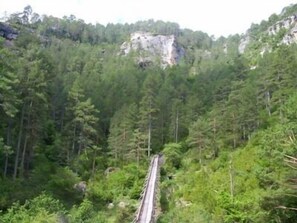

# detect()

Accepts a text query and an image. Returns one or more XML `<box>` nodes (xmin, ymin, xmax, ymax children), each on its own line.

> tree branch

<box><xmin>275</xmin><ymin>206</ymin><xmax>297</xmax><ymax>211</ymax></box>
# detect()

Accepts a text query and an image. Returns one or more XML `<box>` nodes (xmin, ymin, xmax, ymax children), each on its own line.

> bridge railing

<box><xmin>132</xmin><ymin>155</ymin><xmax>160</xmax><ymax>223</ymax></box>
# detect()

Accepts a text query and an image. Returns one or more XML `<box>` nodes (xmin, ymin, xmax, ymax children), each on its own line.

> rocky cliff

<box><xmin>239</xmin><ymin>13</ymin><xmax>297</xmax><ymax>54</ymax></box>
<box><xmin>268</xmin><ymin>15</ymin><xmax>297</xmax><ymax>44</ymax></box>
<box><xmin>120</xmin><ymin>32</ymin><xmax>184</xmax><ymax>68</ymax></box>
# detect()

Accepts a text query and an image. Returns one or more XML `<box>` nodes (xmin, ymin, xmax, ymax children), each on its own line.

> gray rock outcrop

<box><xmin>268</xmin><ymin>15</ymin><xmax>297</xmax><ymax>35</ymax></box>
<box><xmin>238</xmin><ymin>35</ymin><xmax>250</xmax><ymax>54</ymax></box>
<box><xmin>239</xmin><ymin>14</ymin><xmax>297</xmax><ymax>54</ymax></box>
<box><xmin>268</xmin><ymin>14</ymin><xmax>297</xmax><ymax>44</ymax></box>
<box><xmin>73</xmin><ymin>181</ymin><xmax>87</xmax><ymax>194</ymax></box>
<box><xmin>120</xmin><ymin>32</ymin><xmax>184</xmax><ymax>68</ymax></box>
<box><xmin>0</xmin><ymin>23</ymin><xmax>18</xmax><ymax>40</ymax></box>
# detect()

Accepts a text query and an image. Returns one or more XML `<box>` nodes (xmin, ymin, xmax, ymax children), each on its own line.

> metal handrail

<box><xmin>132</xmin><ymin>155</ymin><xmax>160</xmax><ymax>223</ymax></box>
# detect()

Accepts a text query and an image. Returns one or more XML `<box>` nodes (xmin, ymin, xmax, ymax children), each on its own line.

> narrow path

<box><xmin>134</xmin><ymin>155</ymin><xmax>160</xmax><ymax>223</ymax></box>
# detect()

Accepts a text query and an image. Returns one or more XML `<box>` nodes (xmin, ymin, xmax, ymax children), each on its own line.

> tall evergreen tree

<box><xmin>64</xmin><ymin>80</ymin><xmax>99</xmax><ymax>161</ymax></box>
<box><xmin>187</xmin><ymin>118</ymin><xmax>211</xmax><ymax>164</ymax></box>
<box><xmin>139</xmin><ymin>72</ymin><xmax>161</xmax><ymax>156</ymax></box>
<box><xmin>12</xmin><ymin>44</ymin><xmax>51</xmax><ymax>179</ymax></box>
<box><xmin>108</xmin><ymin>103</ymin><xmax>138</xmax><ymax>165</ymax></box>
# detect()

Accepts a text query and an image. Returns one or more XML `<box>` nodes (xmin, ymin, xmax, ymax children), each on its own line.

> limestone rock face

<box><xmin>268</xmin><ymin>15</ymin><xmax>297</xmax><ymax>44</ymax></box>
<box><xmin>120</xmin><ymin>32</ymin><xmax>184</xmax><ymax>68</ymax></box>
<box><xmin>238</xmin><ymin>35</ymin><xmax>250</xmax><ymax>54</ymax></box>
<box><xmin>239</xmin><ymin>14</ymin><xmax>297</xmax><ymax>54</ymax></box>
<box><xmin>268</xmin><ymin>15</ymin><xmax>297</xmax><ymax>35</ymax></box>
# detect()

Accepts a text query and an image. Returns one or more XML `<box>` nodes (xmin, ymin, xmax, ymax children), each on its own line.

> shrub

<box><xmin>1</xmin><ymin>193</ymin><xmax>66</xmax><ymax>223</ymax></box>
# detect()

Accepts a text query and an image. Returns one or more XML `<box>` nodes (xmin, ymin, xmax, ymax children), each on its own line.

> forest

<box><xmin>1</xmin><ymin>4</ymin><xmax>297</xmax><ymax>222</ymax></box>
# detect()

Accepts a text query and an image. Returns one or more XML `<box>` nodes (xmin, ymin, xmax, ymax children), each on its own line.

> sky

<box><xmin>1</xmin><ymin>0</ymin><xmax>296</xmax><ymax>37</ymax></box>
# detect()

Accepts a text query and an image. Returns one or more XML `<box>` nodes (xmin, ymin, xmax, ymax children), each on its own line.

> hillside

<box><xmin>1</xmin><ymin>4</ymin><xmax>297</xmax><ymax>222</ymax></box>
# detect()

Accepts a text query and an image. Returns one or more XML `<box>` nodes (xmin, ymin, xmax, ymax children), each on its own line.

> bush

<box><xmin>1</xmin><ymin>193</ymin><xmax>66</xmax><ymax>223</ymax></box>
<box><xmin>69</xmin><ymin>198</ymin><xmax>94</xmax><ymax>222</ymax></box>
<box><xmin>46</xmin><ymin>166</ymin><xmax>82</xmax><ymax>204</ymax></box>
<box><xmin>162</xmin><ymin>143</ymin><xmax>182</xmax><ymax>173</ymax></box>
<box><xmin>87</xmin><ymin>163</ymin><xmax>146</xmax><ymax>204</ymax></box>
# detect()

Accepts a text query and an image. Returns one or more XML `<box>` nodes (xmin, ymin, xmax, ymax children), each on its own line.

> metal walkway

<box><xmin>133</xmin><ymin>155</ymin><xmax>161</xmax><ymax>223</ymax></box>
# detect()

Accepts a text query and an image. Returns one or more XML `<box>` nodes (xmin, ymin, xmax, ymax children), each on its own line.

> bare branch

<box><xmin>285</xmin><ymin>155</ymin><xmax>297</xmax><ymax>162</ymax></box>
<box><xmin>275</xmin><ymin>206</ymin><xmax>297</xmax><ymax>211</ymax></box>
<box><xmin>285</xmin><ymin>163</ymin><xmax>297</xmax><ymax>170</ymax></box>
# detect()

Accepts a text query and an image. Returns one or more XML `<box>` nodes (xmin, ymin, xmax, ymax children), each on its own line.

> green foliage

<box><xmin>108</xmin><ymin>103</ymin><xmax>138</xmax><ymax>165</ymax></box>
<box><xmin>1</xmin><ymin>3</ymin><xmax>297</xmax><ymax>222</ymax></box>
<box><xmin>46</xmin><ymin>166</ymin><xmax>82</xmax><ymax>204</ymax></box>
<box><xmin>69</xmin><ymin>198</ymin><xmax>94</xmax><ymax>222</ymax></box>
<box><xmin>283</xmin><ymin>93</ymin><xmax>297</xmax><ymax>121</ymax></box>
<box><xmin>1</xmin><ymin>193</ymin><xmax>66</xmax><ymax>223</ymax></box>
<box><xmin>162</xmin><ymin>143</ymin><xmax>182</xmax><ymax>173</ymax></box>
<box><xmin>88</xmin><ymin>163</ymin><xmax>146</xmax><ymax>203</ymax></box>
<box><xmin>187</xmin><ymin>118</ymin><xmax>212</xmax><ymax>163</ymax></box>
<box><xmin>160</xmin><ymin>115</ymin><xmax>297</xmax><ymax>222</ymax></box>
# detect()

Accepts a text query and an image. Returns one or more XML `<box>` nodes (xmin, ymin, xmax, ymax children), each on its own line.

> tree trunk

<box><xmin>242</xmin><ymin>126</ymin><xmax>246</xmax><ymax>140</ymax></box>
<box><xmin>232</xmin><ymin>113</ymin><xmax>236</xmax><ymax>149</ymax></box>
<box><xmin>4</xmin><ymin>154</ymin><xmax>9</xmax><ymax>177</ymax></box>
<box><xmin>229</xmin><ymin>158</ymin><xmax>234</xmax><ymax>201</ymax></box>
<box><xmin>60</xmin><ymin>107</ymin><xmax>65</xmax><ymax>131</ymax></box>
<box><xmin>212</xmin><ymin>117</ymin><xmax>218</xmax><ymax>157</ymax></box>
<box><xmin>20</xmin><ymin>134</ymin><xmax>28</xmax><ymax>178</ymax></box>
<box><xmin>266</xmin><ymin>91</ymin><xmax>271</xmax><ymax>117</ymax></box>
<box><xmin>78</xmin><ymin>131</ymin><xmax>84</xmax><ymax>156</ymax></box>
<box><xmin>279</xmin><ymin>98</ymin><xmax>284</xmax><ymax>123</ymax></box>
<box><xmin>175</xmin><ymin>110</ymin><xmax>179</xmax><ymax>143</ymax></box>
<box><xmin>161</xmin><ymin>112</ymin><xmax>165</xmax><ymax>145</ymax></box>
<box><xmin>136</xmin><ymin>145</ymin><xmax>140</xmax><ymax>166</ymax></box>
<box><xmin>199</xmin><ymin>147</ymin><xmax>202</xmax><ymax>164</ymax></box>
<box><xmin>13</xmin><ymin>105</ymin><xmax>25</xmax><ymax>181</ymax></box>
<box><xmin>121</xmin><ymin>128</ymin><xmax>126</xmax><ymax>161</ymax></box>
<box><xmin>92</xmin><ymin>150</ymin><xmax>96</xmax><ymax>176</ymax></box>
<box><xmin>198</xmin><ymin>140</ymin><xmax>202</xmax><ymax>164</ymax></box>
<box><xmin>20</xmin><ymin>104</ymin><xmax>32</xmax><ymax>178</ymax></box>
<box><xmin>148</xmin><ymin>113</ymin><xmax>151</xmax><ymax>157</ymax></box>
<box><xmin>4</xmin><ymin>119</ymin><xmax>12</xmax><ymax>177</ymax></box>
<box><xmin>66</xmin><ymin>148</ymin><xmax>70</xmax><ymax>165</ymax></box>
<box><xmin>71</xmin><ymin>124</ymin><xmax>77</xmax><ymax>155</ymax></box>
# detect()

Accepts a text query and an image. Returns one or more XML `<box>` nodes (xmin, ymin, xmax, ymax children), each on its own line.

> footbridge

<box><xmin>133</xmin><ymin>155</ymin><xmax>162</xmax><ymax>223</ymax></box>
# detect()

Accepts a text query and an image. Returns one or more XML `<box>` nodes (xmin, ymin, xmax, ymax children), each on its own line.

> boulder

<box><xmin>118</xmin><ymin>201</ymin><xmax>128</xmax><ymax>209</ymax></box>
<box><xmin>73</xmin><ymin>181</ymin><xmax>87</xmax><ymax>194</ymax></box>
<box><xmin>107</xmin><ymin>203</ymin><xmax>114</xmax><ymax>209</ymax></box>
<box><xmin>104</xmin><ymin>167</ymin><xmax>120</xmax><ymax>175</ymax></box>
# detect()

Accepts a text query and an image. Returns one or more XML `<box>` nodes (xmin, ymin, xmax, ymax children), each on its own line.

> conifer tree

<box><xmin>187</xmin><ymin>118</ymin><xmax>211</xmax><ymax>164</ymax></box>
<box><xmin>65</xmin><ymin>80</ymin><xmax>99</xmax><ymax>161</ymax></box>
<box><xmin>108</xmin><ymin>104</ymin><xmax>138</xmax><ymax>164</ymax></box>
<box><xmin>139</xmin><ymin>73</ymin><xmax>161</xmax><ymax>157</ymax></box>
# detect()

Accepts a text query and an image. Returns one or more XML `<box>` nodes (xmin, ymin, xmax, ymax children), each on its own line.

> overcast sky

<box><xmin>1</xmin><ymin>0</ymin><xmax>296</xmax><ymax>37</ymax></box>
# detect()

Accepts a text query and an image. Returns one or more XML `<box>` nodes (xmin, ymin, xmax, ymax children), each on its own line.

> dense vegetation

<box><xmin>1</xmin><ymin>4</ymin><xmax>297</xmax><ymax>222</ymax></box>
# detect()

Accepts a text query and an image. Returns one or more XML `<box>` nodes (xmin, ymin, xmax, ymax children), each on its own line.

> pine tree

<box><xmin>187</xmin><ymin>118</ymin><xmax>211</xmax><ymax>164</ymax></box>
<box><xmin>0</xmin><ymin>41</ymin><xmax>20</xmax><ymax>178</ymax></box>
<box><xmin>108</xmin><ymin>104</ymin><xmax>138</xmax><ymax>165</ymax></box>
<box><xmin>12</xmin><ymin>44</ymin><xmax>51</xmax><ymax>179</ymax></box>
<box><xmin>139</xmin><ymin>73</ymin><xmax>161</xmax><ymax>157</ymax></box>
<box><xmin>65</xmin><ymin>80</ymin><xmax>99</xmax><ymax>161</ymax></box>
<box><xmin>127</xmin><ymin>129</ymin><xmax>147</xmax><ymax>166</ymax></box>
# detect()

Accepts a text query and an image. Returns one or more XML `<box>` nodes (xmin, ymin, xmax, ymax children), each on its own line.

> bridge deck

<box><xmin>134</xmin><ymin>155</ymin><xmax>160</xmax><ymax>223</ymax></box>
